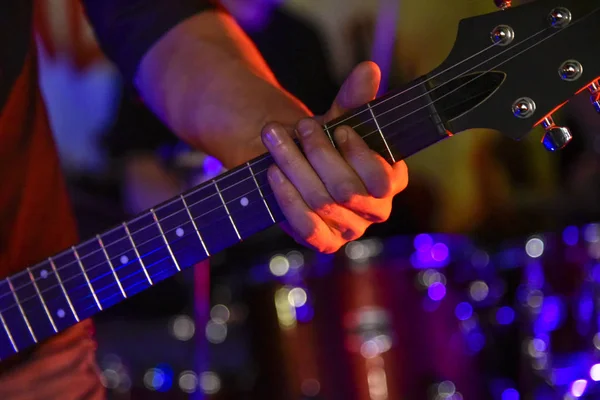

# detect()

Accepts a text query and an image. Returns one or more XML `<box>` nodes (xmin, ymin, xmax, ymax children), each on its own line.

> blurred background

<box><xmin>33</xmin><ymin>0</ymin><xmax>600</xmax><ymax>398</ymax></box>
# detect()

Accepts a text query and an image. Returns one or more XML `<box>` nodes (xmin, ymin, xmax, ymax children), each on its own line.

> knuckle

<box><xmin>372</xmin><ymin>207</ymin><xmax>391</xmax><ymax>223</ymax></box>
<box><xmin>306</xmin><ymin>191</ymin><xmax>333</xmax><ymax>214</ymax></box>
<box><xmin>370</xmin><ymin>174</ymin><xmax>393</xmax><ymax>199</ymax></box>
<box><xmin>297</xmin><ymin>221</ymin><xmax>320</xmax><ymax>244</ymax></box>
<box><xmin>332</xmin><ymin>180</ymin><xmax>357</xmax><ymax>205</ymax></box>
<box><xmin>370</xmin><ymin>202</ymin><xmax>392</xmax><ymax>223</ymax></box>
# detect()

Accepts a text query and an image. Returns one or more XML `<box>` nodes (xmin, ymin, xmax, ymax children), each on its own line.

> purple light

<box><xmin>590</xmin><ymin>364</ymin><xmax>600</xmax><ymax>381</ymax></box>
<box><xmin>525</xmin><ymin>261</ymin><xmax>544</xmax><ymax>289</ymax></box>
<box><xmin>535</xmin><ymin>296</ymin><xmax>563</xmax><ymax>333</ymax></box>
<box><xmin>579</xmin><ymin>293</ymin><xmax>594</xmax><ymax>322</ymax></box>
<box><xmin>563</xmin><ymin>226</ymin><xmax>579</xmax><ymax>246</ymax></box>
<box><xmin>455</xmin><ymin>302</ymin><xmax>473</xmax><ymax>321</ymax></box>
<box><xmin>414</xmin><ymin>234</ymin><xmax>433</xmax><ymax>252</ymax></box>
<box><xmin>592</xmin><ymin>264</ymin><xmax>600</xmax><ymax>283</ymax></box>
<box><xmin>295</xmin><ymin>303</ymin><xmax>314</xmax><ymax>323</ymax></box>
<box><xmin>428</xmin><ymin>282</ymin><xmax>446</xmax><ymax>301</ymax></box>
<box><xmin>501</xmin><ymin>388</ymin><xmax>519</xmax><ymax>400</ymax></box>
<box><xmin>203</xmin><ymin>156</ymin><xmax>223</xmax><ymax>176</ymax></box>
<box><xmin>496</xmin><ymin>306</ymin><xmax>515</xmax><ymax>325</ymax></box>
<box><xmin>570</xmin><ymin>379</ymin><xmax>587</xmax><ymax>397</ymax></box>
<box><xmin>431</xmin><ymin>243</ymin><xmax>449</xmax><ymax>262</ymax></box>
<box><xmin>467</xmin><ymin>331</ymin><xmax>485</xmax><ymax>353</ymax></box>
<box><xmin>155</xmin><ymin>363</ymin><xmax>174</xmax><ymax>392</ymax></box>
<box><xmin>533</xmin><ymin>338</ymin><xmax>546</xmax><ymax>352</ymax></box>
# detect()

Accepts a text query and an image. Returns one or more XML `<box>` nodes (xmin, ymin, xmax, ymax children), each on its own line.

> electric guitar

<box><xmin>0</xmin><ymin>0</ymin><xmax>599</xmax><ymax>361</ymax></box>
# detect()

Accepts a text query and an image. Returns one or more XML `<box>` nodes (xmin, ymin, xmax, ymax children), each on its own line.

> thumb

<box><xmin>323</xmin><ymin>61</ymin><xmax>381</xmax><ymax>123</ymax></box>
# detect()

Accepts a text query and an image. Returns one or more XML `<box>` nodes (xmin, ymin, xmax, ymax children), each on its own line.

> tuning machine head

<box><xmin>588</xmin><ymin>81</ymin><xmax>600</xmax><ymax>114</ymax></box>
<box><xmin>540</xmin><ymin>116</ymin><xmax>572</xmax><ymax>152</ymax></box>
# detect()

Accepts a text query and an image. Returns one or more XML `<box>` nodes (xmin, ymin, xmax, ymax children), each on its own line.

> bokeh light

<box><xmin>525</xmin><ymin>237</ymin><xmax>544</xmax><ymax>258</ymax></box>
<box><xmin>562</xmin><ymin>226</ymin><xmax>579</xmax><ymax>246</ymax></box>
<box><xmin>496</xmin><ymin>306</ymin><xmax>515</xmax><ymax>325</ymax></box>
<box><xmin>590</xmin><ymin>364</ymin><xmax>600</xmax><ymax>381</ymax></box>
<box><xmin>469</xmin><ymin>281</ymin><xmax>489</xmax><ymax>302</ymax></box>
<box><xmin>269</xmin><ymin>254</ymin><xmax>290</xmax><ymax>276</ymax></box>
<box><xmin>455</xmin><ymin>302</ymin><xmax>473</xmax><ymax>321</ymax></box>
<box><xmin>502</xmin><ymin>388</ymin><xmax>520</xmax><ymax>400</ymax></box>
<box><xmin>170</xmin><ymin>315</ymin><xmax>195</xmax><ymax>341</ymax></box>
<box><xmin>570</xmin><ymin>379</ymin><xmax>587</xmax><ymax>397</ymax></box>
<box><xmin>199</xmin><ymin>371</ymin><xmax>221</xmax><ymax>395</ymax></box>
<box><xmin>428</xmin><ymin>282</ymin><xmax>446</xmax><ymax>301</ymax></box>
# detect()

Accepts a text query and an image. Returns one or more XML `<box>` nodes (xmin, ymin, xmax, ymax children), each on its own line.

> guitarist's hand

<box><xmin>262</xmin><ymin>62</ymin><xmax>409</xmax><ymax>253</ymax></box>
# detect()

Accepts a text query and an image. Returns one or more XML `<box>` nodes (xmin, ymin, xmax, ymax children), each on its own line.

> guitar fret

<box><xmin>214</xmin><ymin>180</ymin><xmax>242</xmax><ymax>241</ymax></box>
<box><xmin>0</xmin><ymin>310</ymin><xmax>17</xmax><ymax>353</ymax></box>
<box><xmin>247</xmin><ymin>162</ymin><xmax>275</xmax><ymax>223</ymax></box>
<box><xmin>323</xmin><ymin>123</ymin><xmax>336</xmax><ymax>147</ymax></box>
<box><xmin>72</xmin><ymin>246</ymin><xmax>102</xmax><ymax>311</ymax></box>
<box><xmin>123</xmin><ymin>222</ymin><xmax>153</xmax><ymax>285</ymax></box>
<box><xmin>180</xmin><ymin>194</ymin><xmax>210</xmax><ymax>256</ymax></box>
<box><xmin>27</xmin><ymin>267</ymin><xmax>57</xmax><ymax>333</ymax></box>
<box><xmin>96</xmin><ymin>235</ymin><xmax>127</xmax><ymax>298</ymax></box>
<box><xmin>151</xmin><ymin>209</ymin><xmax>181</xmax><ymax>272</ymax></box>
<box><xmin>367</xmin><ymin>103</ymin><xmax>396</xmax><ymax>163</ymax></box>
<box><xmin>6</xmin><ymin>277</ymin><xmax>37</xmax><ymax>343</ymax></box>
<box><xmin>49</xmin><ymin>257</ymin><xmax>79</xmax><ymax>322</ymax></box>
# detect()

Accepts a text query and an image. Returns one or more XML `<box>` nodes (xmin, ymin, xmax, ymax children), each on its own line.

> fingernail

<box><xmin>297</xmin><ymin>119</ymin><xmax>314</xmax><ymax>137</ymax></box>
<box><xmin>264</xmin><ymin>126</ymin><xmax>283</xmax><ymax>147</ymax></box>
<box><xmin>269</xmin><ymin>167</ymin><xmax>285</xmax><ymax>184</ymax></box>
<box><xmin>335</xmin><ymin>126</ymin><xmax>348</xmax><ymax>144</ymax></box>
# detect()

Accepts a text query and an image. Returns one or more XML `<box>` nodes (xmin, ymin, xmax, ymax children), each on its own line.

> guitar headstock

<box><xmin>427</xmin><ymin>0</ymin><xmax>600</xmax><ymax>151</ymax></box>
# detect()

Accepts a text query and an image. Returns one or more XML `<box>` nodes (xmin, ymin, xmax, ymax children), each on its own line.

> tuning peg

<box><xmin>494</xmin><ymin>0</ymin><xmax>511</xmax><ymax>10</ymax></box>
<box><xmin>588</xmin><ymin>81</ymin><xmax>600</xmax><ymax>114</ymax></box>
<box><xmin>540</xmin><ymin>116</ymin><xmax>572</xmax><ymax>152</ymax></box>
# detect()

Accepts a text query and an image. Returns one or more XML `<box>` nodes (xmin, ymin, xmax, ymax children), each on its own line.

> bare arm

<box><xmin>83</xmin><ymin>2</ymin><xmax>408</xmax><ymax>253</ymax></box>
<box><xmin>134</xmin><ymin>10</ymin><xmax>311</xmax><ymax>168</ymax></box>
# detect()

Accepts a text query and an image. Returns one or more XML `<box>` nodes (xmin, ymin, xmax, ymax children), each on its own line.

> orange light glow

<box><xmin>534</xmin><ymin>101</ymin><xmax>569</xmax><ymax>127</ymax></box>
<box><xmin>446</xmin><ymin>130</ymin><xmax>454</xmax><ymax>137</ymax></box>
<box><xmin>575</xmin><ymin>77</ymin><xmax>600</xmax><ymax>95</ymax></box>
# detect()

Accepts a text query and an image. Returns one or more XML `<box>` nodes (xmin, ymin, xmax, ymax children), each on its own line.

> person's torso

<box><xmin>0</xmin><ymin>0</ymin><xmax>79</xmax><ymax>278</ymax></box>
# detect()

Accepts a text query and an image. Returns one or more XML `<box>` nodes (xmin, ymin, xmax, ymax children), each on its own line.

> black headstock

<box><xmin>426</xmin><ymin>0</ymin><xmax>600</xmax><ymax>151</ymax></box>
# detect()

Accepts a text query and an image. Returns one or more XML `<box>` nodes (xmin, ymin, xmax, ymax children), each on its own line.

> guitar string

<box><xmin>0</xmin><ymin>12</ymin><xmax>589</xmax><ymax>328</ymax></box>
<box><xmin>12</xmin><ymin>82</ymin><xmax>485</xmax><ymax>303</ymax></box>
<box><xmin>36</xmin><ymin>17</ymin><xmax>565</xmax><ymax>287</ymax></box>
<box><xmin>1</xmin><ymin>19</ymin><xmax>549</xmax><ymax>291</ymax></box>
<box><xmin>0</xmin><ymin>81</ymin><xmax>549</xmax><ymax>323</ymax></box>
<box><xmin>327</xmin><ymin>27</ymin><xmax>548</xmax><ymax>131</ymax></box>
<box><xmin>0</xmin><ymin>18</ymin><xmax>577</xmax><ymax>316</ymax></box>
<box><xmin>0</xmin><ymin>90</ymin><xmax>472</xmax><ymax>318</ymax></box>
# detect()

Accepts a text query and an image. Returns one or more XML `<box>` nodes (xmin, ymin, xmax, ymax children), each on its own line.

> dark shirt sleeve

<box><xmin>80</xmin><ymin>0</ymin><xmax>217</xmax><ymax>84</ymax></box>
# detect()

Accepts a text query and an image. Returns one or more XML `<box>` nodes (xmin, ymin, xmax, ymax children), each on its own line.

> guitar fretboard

<box><xmin>0</xmin><ymin>77</ymin><xmax>450</xmax><ymax>360</ymax></box>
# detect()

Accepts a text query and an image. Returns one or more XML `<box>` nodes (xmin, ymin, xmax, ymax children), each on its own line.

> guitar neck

<box><xmin>0</xmin><ymin>76</ymin><xmax>450</xmax><ymax>361</ymax></box>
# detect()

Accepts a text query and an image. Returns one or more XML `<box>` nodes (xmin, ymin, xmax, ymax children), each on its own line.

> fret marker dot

<box><xmin>120</xmin><ymin>255</ymin><xmax>129</xmax><ymax>265</ymax></box>
<box><xmin>176</xmin><ymin>228</ymin><xmax>184</xmax><ymax>237</ymax></box>
<box><xmin>240</xmin><ymin>197</ymin><xmax>249</xmax><ymax>207</ymax></box>
<box><xmin>40</xmin><ymin>269</ymin><xmax>48</xmax><ymax>279</ymax></box>
<box><xmin>57</xmin><ymin>309</ymin><xmax>65</xmax><ymax>318</ymax></box>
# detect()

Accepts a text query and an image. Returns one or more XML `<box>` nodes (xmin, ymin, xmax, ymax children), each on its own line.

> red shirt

<box><xmin>0</xmin><ymin>50</ymin><xmax>78</xmax><ymax>278</ymax></box>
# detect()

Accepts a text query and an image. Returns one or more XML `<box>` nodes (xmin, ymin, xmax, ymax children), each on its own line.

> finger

<box><xmin>333</xmin><ymin>125</ymin><xmax>403</xmax><ymax>198</ymax></box>
<box><xmin>293</xmin><ymin>119</ymin><xmax>384</xmax><ymax>224</ymax></box>
<box><xmin>392</xmin><ymin>157</ymin><xmax>410</xmax><ymax>193</ymax></box>
<box><xmin>262</xmin><ymin>122</ymin><xmax>331</xmax><ymax>209</ymax></box>
<box><xmin>268</xmin><ymin>166</ymin><xmax>349</xmax><ymax>253</ymax></box>
<box><xmin>262</xmin><ymin>123</ymin><xmax>371</xmax><ymax>241</ymax></box>
<box><xmin>324</xmin><ymin>61</ymin><xmax>381</xmax><ymax>122</ymax></box>
<box><xmin>296</xmin><ymin>118</ymin><xmax>368</xmax><ymax>199</ymax></box>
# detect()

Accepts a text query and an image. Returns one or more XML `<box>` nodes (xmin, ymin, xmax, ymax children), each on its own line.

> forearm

<box><xmin>134</xmin><ymin>10</ymin><xmax>311</xmax><ymax>168</ymax></box>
